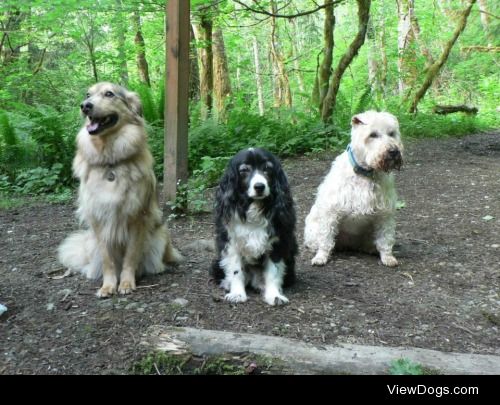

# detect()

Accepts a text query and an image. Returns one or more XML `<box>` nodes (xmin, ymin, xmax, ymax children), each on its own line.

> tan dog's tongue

<box><xmin>87</xmin><ymin>122</ymin><xmax>99</xmax><ymax>133</ymax></box>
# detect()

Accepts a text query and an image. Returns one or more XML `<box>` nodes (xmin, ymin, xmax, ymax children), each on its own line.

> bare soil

<box><xmin>1</xmin><ymin>131</ymin><xmax>499</xmax><ymax>374</ymax></box>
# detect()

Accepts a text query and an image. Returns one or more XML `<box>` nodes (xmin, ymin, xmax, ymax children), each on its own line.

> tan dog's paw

<box><xmin>311</xmin><ymin>251</ymin><xmax>329</xmax><ymax>266</ymax></box>
<box><xmin>118</xmin><ymin>279</ymin><xmax>136</xmax><ymax>295</ymax></box>
<box><xmin>381</xmin><ymin>254</ymin><xmax>398</xmax><ymax>267</ymax></box>
<box><xmin>97</xmin><ymin>284</ymin><xmax>117</xmax><ymax>298</ymax></box>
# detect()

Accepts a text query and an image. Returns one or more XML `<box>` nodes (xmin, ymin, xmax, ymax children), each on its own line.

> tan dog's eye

<box><xmin>105</xmin><ymin>91</ymin><xmax>115</xmax><ymax>98</ymax></box>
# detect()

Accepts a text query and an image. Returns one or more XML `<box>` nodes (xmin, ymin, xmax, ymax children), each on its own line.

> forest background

<box><xmin>0</xmin><ymin>0</ymin><xmax>498</xmax><ymax>208</ymax></box>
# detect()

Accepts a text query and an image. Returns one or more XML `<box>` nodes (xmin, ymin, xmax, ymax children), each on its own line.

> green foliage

<box><xmin>388</xmin><ymin>358</ymin><xmax>439</xmax><ymax>375</ymax></box>
<box><xmin>0</xmin><ymin>175</ymin><xmax>11</xmax><ymax>193</ymax></box>
<box><xmin>131</xmin><ymin>351</ymin><xmax>277</xmax><ymax>375</ymax></box>
<box><xmin>0</xmin><ymin>0</ymin><xmax>498</xmax><ymax>204</ymax></box>
<box><xmin>130</xmin><ymin>83</ymin><xmax>158</xmax><ymax>124</ymax></box>
<box><xmin>389</xmin><ymin>358</ymin><xmax>425</xmax><ymax>375</ymax></box>
<box><xmin>13</xmin><ymin>163</ymin><xmax>66</xmax><ymax>195</ymax></box>
<box><xmin>0</xmin><ymin>111</ymin><xmax>18</xmax><ymax>147</ymax></box>
<box><xmin>132</xmin><ymin>351</ymin><xmax>190</xmax><ymax>375</ymax></box>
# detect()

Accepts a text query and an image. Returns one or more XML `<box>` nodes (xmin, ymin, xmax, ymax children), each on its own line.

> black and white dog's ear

<box><xmin>215</xmin><ymin>163</ymin><xmax>238</xmax><ymax>223</ymax></box>
<box><xmin>272</xmin><ymin>159</ymin><xmax>294</xmax><ymax>222</ymax></box>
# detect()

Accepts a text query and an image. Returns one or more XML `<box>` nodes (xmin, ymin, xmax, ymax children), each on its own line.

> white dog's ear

<box><xmin>125</xmin><ymin>91</ymin><xmax>143</xmax><ymax>117</ymax></box>
<box><xmin>351</xmin><ymin>115</ymin><xmax>365</xmax><ymax>126</ymax></box>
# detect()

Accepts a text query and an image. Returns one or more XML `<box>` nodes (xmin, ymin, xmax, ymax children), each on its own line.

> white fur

<box><xmin>304</xmin><ymin>111</ymin><xmax>403</xmax><ymax>267</ymax></box>
<box><xmin>248</xmin><ymin>172</ymin><xmax>270</xmax><ymax>199</ymax></box>
<box><xmin>220</xmin><ymin>203</ymin><xmax>285</xmax><ymax>305</ymax></box>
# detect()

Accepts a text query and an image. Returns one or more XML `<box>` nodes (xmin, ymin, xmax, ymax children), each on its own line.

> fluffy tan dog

<box><xmin>58</xmin><ymin>82</ymin><xmax>182</xmax><ymax>297</ymax></box>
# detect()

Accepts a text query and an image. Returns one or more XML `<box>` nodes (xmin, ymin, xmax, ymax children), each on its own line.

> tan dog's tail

<box><xmin>163</xmin><ymin>242</ymin><xmax>184</xmax><ymax>264</ymax></box>
<box><xmin>58</xmin><ymin>230</ymin><xmax>102</xmax><ymax>279</ymax></box>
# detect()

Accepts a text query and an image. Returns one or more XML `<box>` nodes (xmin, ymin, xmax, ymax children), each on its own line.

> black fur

<box><xmin>211</xmin><ymin>148</ymin><xmax>297</xmax><ymax>288</ymax></box>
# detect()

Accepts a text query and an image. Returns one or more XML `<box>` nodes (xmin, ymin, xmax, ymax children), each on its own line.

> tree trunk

<box><xmin>132</xmin><ymin>10</ymin><xmax>151</xmax><ymax>87</ymax></box>
<box><xmin>189</xmin><ymin>25</ymin><xmax>200</xmax><ymax>100</ymax></box>
<box><xmin>79</xmin><ymin>13</ymin><xmax>99</xmax><ymax>83</ymax></box>
<box><xmin>269</xmin><ymin>0</ymin><xmax>292</xmax><ymax>108</ymax></box>
<box><xmin>289</xmin><ymin>18</ymin><xmax>305</xmax><ymax>93</ymax></box>
<box><xmin>192</xmin><ymin>13</ymin><xmax>213</xmax><ymax>120</ymax></box>
<box><xmin>311</xmin><ymin>51</ymin><xmax>321</xmax><ymax>106</ymax></box>
<box><xmin>409</xmin><ymin>0</ymin><xmax>477</xmax><ymax>113</ymax></box>
<box><xmin>0</xmin><ymin>9</ymin><xmax>24</xmax><ymax>66</ymax></box>
<box><xmin>366</xmin><ymin>16</ymin><xmax>379</xmax><ymax>92</ymax></box>
<box><xmin>477</xmin><ymin>0</ymin><xmax>493</xmax><ymax>45</ymax></box>
<box><xmin>396</xmin><ymin>0</ymin><xmax>415</xmax><ymax>95</ymax></box>
<box><xmin>379</xmin><ymin>21</ymin><xmax>388</xmax><ymax>94</ymax></box>
<box><xmin>321</xmin><ymin>0</ymin><xmax>371</xmax><ymax>123</ymax></box>
<box><xmin>318</xmin><ymin>0</ymin><xmax>335</xmax><ymax>112</ymax></box>
<box><xmin>212</xmin><ymin>28</ymin><xmax>232</xmax><ymax>121</ymax></box>
<box><xmin>252</xmin><ymin>36</ymin><xmax>265</xmax><ymax>116</ymax></box>
<box><xmin>114</xmin><ymin>0</ymin><xmax>129</xmax><ymax>86</ymax></box>
<box><xmin>409</xmin><ymin>3</ymin><xmax>434</xmax><ymax>68</ymax></box>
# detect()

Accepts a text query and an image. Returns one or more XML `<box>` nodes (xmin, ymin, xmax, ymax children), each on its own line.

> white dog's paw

<box><xmin>118</xmin><ymin>279</ymin><xmax>136</xmax><ymax>295</ymax></box>
<box><xmin>311</xmin><ymin>251</ymin><xmax>329</xmax><ymax>266</ymax></box>
<box><xmin>224</xmin><ymin>292</ymin><xmax>248</xmax><ymax>303</ymax></box>
<box><xmin>96</xmin><ymin>284</ymin><xmax>117</xmax><ymax>298</ymax></box>
<box><xmin>264</xmin><ymin>292</ymin><xmax>289</xmax><ymax>306</ymax></box>
<box><xmin>381</xmin><ymin>254</ymin><xmax>398</xmax><ymax>267</ymax></box>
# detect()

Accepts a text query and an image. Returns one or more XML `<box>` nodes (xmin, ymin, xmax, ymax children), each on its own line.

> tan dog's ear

<box><xmin>351</xmin><ymin>115</ymin><xmax>365</xmax><ymax>126</ymax></box>
<box><xmin>125</xmin><ymin>91</ymin><xmax>143</xmax><ymax>117</ymax></box>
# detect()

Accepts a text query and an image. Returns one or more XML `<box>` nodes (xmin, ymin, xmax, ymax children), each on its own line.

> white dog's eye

<box><xmin>105</xmin><ymin>91</ymin><xmax>115</xmax><ymax>98</ymax></box>
<box><xmin>369</xmin><ymin>132</ymin><xmax>379</xmax><ymax>138</ymax></box>
<box><xmin>86</xmin><ymin>93</ymin><xmax>90</xmax><ymax>99</ymax></box>
<box><xmin>388</xmin><ymin>131</ymin><xmax>396</xmax><ymax>137</ymax></box>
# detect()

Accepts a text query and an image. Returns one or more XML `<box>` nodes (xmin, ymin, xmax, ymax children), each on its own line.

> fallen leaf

<box><xmin>396</xmin><ymin>201</ymin><xmax>406</xmax><ymax>210</ymax></box>
<box><xmin>47</xmin><ymin>269</ymin><xmax>72</xmax><ymax>280</ymax></box>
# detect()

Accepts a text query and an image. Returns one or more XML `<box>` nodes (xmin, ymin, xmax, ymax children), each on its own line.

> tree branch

<box><xmin>232</xmin><ymin>0</ymin><xmax>346</xmax><ymax>19</ymax></box>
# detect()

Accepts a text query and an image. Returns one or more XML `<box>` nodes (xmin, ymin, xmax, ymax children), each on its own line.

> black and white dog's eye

<box><xmin>104</xmin><ymin>91</ymin><xmax>115</xmax><ymax>97</ymax></box>
<box><xmin>239</xmin><ymin>166</ymin><xmax>250</xmax><ymax>174</ymax></box>
<box><xmin>369</xmin><ymin>132</ymin><xmax>379</xmax><ymax>138</ymax></box>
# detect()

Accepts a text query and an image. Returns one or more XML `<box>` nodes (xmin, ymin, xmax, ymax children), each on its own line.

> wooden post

<box><xmin>164</xmin><ymin>0</ymin><xmax>190</xmax><ymax>205</ymax></box>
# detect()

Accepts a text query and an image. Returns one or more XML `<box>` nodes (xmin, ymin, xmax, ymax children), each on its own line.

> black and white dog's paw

<box><xmin>224</xmin><ymin>292</ymin><xmax>248</xmax><ymax>303</ymax></box>
<box><xmin>264</xmin><ymin>291</ymin><xmax>289</xmax><ymax>306</ymax></box>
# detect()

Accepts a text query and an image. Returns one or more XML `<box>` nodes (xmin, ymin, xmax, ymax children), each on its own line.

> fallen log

<box><xmin>433</xmin><ymin>105</ymin><xmax>478</xmax><ymax>115</ymax></box>
<box><xmin>141</xmin><ymin>326</ymin><xmax>500</xmax><ymax>375</ymax></box>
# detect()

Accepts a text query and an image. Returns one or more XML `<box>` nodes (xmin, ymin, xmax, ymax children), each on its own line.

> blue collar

<box><xmin>347</xmin><ymin>144</ymin><xmax>374</xmax><ymax>178</ymax></box>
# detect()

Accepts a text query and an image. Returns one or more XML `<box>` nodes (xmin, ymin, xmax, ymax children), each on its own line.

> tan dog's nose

<box><xmin>81</xmin><ymin>101</ymin><xmax>93</xmax><ymax>114</ymax></box>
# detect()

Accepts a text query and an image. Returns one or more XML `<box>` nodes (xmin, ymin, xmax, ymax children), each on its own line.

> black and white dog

<box><xmin>211</xmin><ymin>148</ymin><xmax>297</xmax><ymax>306</ymax></box>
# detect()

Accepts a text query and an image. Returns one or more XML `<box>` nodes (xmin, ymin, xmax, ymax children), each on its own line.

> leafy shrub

<box><xmin>14</xmin><ymin>163</ymin><xmax>66</xmax><ymax>195</ymax></box>
<box><xmin>0</xmin><ymin>174</ymin><xmax>11</xmax><ymax>193</ymax></box>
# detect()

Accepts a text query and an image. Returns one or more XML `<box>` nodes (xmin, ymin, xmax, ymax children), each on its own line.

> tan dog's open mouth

<box><xmin>86</xmin><ymin>113</ymin><xmax>119</xmax><ymax>135</ymax></box>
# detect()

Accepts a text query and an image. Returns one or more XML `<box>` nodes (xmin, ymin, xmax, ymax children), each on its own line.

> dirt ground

<box><xmin>1</xmin><ymin>131</ymin><xmax>499</xmax><ymax>374</ymax></box>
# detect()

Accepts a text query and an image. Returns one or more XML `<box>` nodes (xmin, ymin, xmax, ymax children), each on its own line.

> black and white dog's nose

<box><xmin>81</xmin><ymin>101</ymin><xmax>93</xmax><ymax>114</ymax></box>
<box><xmin>254</xmin><ymin>183</ymin><xmax>266</xmax><ymax>193</ymax></box>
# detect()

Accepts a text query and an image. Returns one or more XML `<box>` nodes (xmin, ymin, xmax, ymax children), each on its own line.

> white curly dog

<box><xmin>304</xmin><ymin>111</ymin><xmax>403</xmax><ymax>267</ymax></box>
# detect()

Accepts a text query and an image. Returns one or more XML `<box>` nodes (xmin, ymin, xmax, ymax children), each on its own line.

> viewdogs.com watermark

<box><xmin>387</xmin><ymin>384</ymin><xmax>478</xmax><ymax>398</ymax></box>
